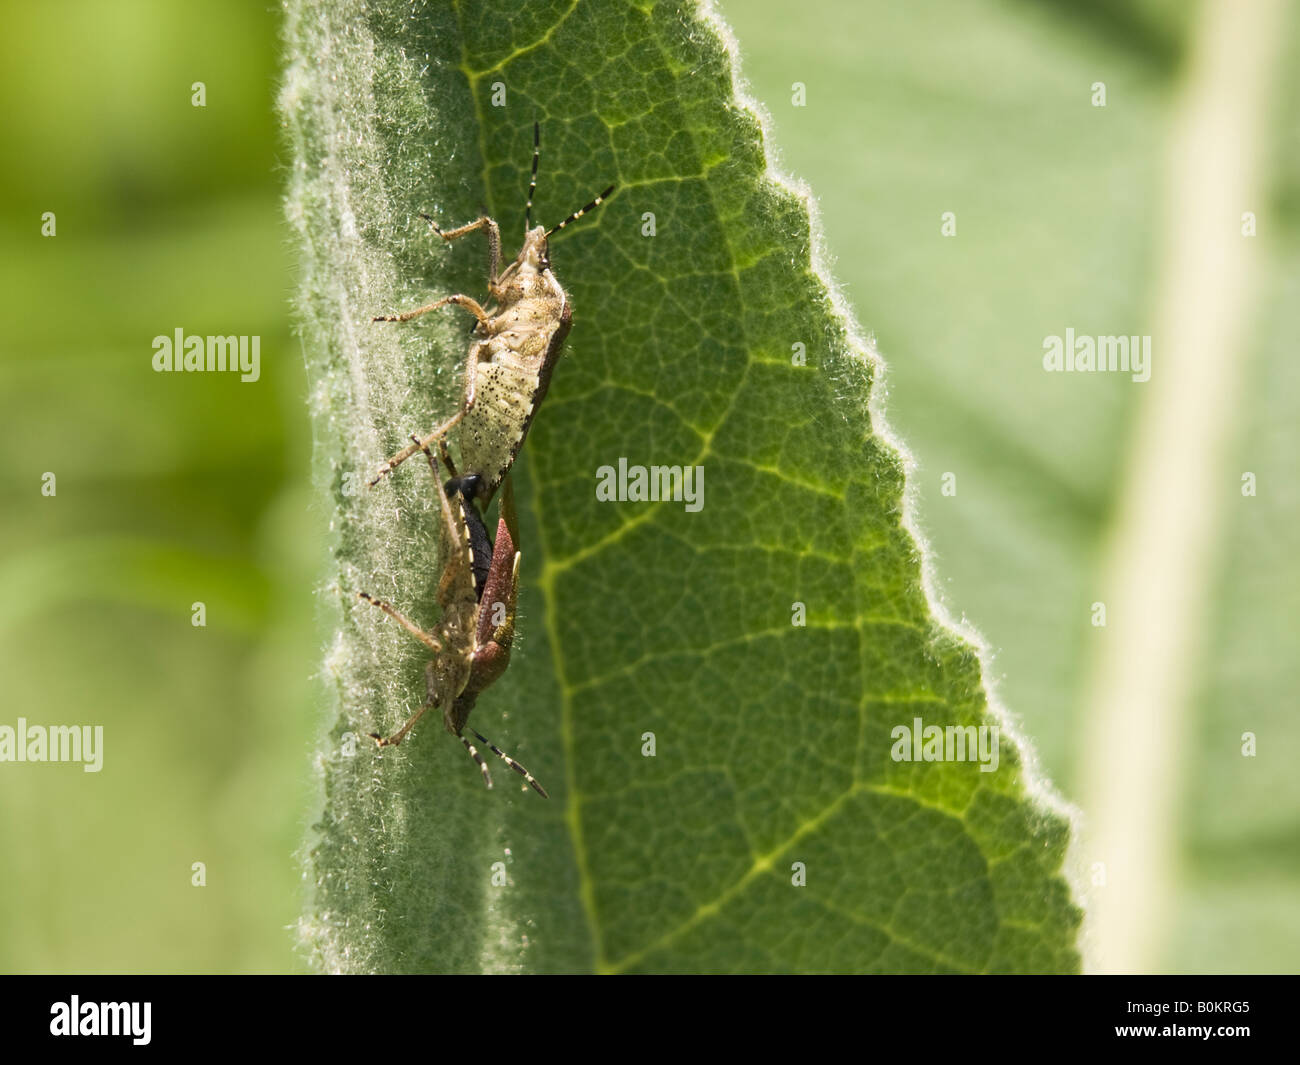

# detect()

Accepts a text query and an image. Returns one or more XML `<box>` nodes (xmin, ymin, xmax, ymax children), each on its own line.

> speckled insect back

<box><xmin>370</xmin><ymin>122</ymin><xmax>614</xmax><ymax>504</ymax></box>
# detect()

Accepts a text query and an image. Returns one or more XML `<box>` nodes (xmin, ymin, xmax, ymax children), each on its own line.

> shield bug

<box><xmin>357</xmin><ymin>440</ymin><xmax>546</xmax><ymax>797</ymax></box>
<box><xmin>369</xmin><ymin>122</ymin><xmax>614</xmax><ymax>504</ymax></box>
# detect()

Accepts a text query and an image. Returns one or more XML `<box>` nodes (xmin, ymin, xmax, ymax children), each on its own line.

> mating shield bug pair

<box><xmin>358</xmin><ymin>124</ymin><xmax>614</xmax><ymax>794</ymax></box>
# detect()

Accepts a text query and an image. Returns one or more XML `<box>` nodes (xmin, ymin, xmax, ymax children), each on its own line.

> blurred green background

<box><xmin>1</xmin><ymin>0</ymin><xmax>1295</xmax><ymax>972</ymax></box>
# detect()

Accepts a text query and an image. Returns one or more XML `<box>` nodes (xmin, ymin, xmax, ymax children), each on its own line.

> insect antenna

<box><xmin>546</xmin><ymin>183</ymin><xmax>617</xmax><ymax>238</ymax></box>
<box><xmin>460</xmin><ymin>734</ymin><xmax>495</xmax><ymax>789</ymax></box>
<box><xmin>525</xmin><ymin>120</ymin><xmax>541</xmax><ymax>232</ymax></box>
<box><xmin>469</xmin><ymin>727</ymin><xmax>549</xmax><ymax>798</ymax></box>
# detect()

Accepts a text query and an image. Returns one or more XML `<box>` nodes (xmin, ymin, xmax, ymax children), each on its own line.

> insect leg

<box><xmin>406</xmin><ymin>435</ymin><xmax>489</xmax><ymax>590</ymax></box>
<box><xmin>371</xmin><ymin>292</ymin><xmax>490</xmax><ymax>326</ymax></box>
<box><xmin>437</xmin><ymin>436</ymin><xmax>459</xmax><ymax>478</ymax></box>
<box><xmin>368</xmin><ymin>347</ymin><xmax>481</xmax><ymax>485</ymax></box>
<box><xmin>420</xmin><ymin>213</ymin><xmax>502</xmax><ymax>286</ymax></box>
<box><xmin>371</xmin><ymin>658</ymin><xmax>456</xmax><ymax>748</ymax></box>
<box><xmin>355</xmin><ymin>591</ymin><xmax>442</xmax><ymax>653</ymax></box>
<box><xmin>369</xmin><ymin>692</ymin><xmax>438</xmax><ymax>748</ymax></box>
<box><xmin>469</xmin><ymin>728</ymin><xmax>548</xmax><ymax>798</ymax></box>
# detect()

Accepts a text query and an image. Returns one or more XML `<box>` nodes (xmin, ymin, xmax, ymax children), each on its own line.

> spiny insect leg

<box><xmin>408</xmin><ymin>435</ymin><xmax>491</xmax><ymax>597</ymax></box>
<box><xmin>368</xmin><ymin>350</ymin><xmax>480</xmax><ymax>485</ymax></box>
<box><xmin>470</xmin><ymin>728</ymin><xmax>548</xmax><ymax>798</ymax></box>
<box><xmin>371</xmin><ymin>292</ymin><xmax>489</xmax><ymax>326</ymax></box>
<box><xmin>410</xmin><ymin>433</ymin><xmax>438</xmax><ymax>472</ymax></box>
<box><xmin>437</xmin><ymin>436</ymin><xmax>459</xmax><ymax>478</ymax></box>
<box><xmin>372</xmin><ymin>412</ymin><xmax>465</xmax><ymax>489</ymax></box>
<box><xmin>356</xmin><ymin>591</ymin><xmax>442</xmax><ymax>653</ymax></box>
<box><xmin>461</xmin><ymin>734</ymin><xmax>494</xmax><ymax>789</ymax></box>
<box><xmin>370</xmin><ymin>695</ymin><xmax>436</xmax><ymax>748</ymax></box>
<box><xmin>420</xmin><ymin>213</ymin><xmax>502</xmax><ymax>284</ymax></box>
<box><xmin>412</xmin><ymin>436</ymin><xmax>482</xmax><ymax>505</ymax></box>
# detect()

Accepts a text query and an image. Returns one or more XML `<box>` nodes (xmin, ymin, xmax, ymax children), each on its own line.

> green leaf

<box><xmin>281</xmin><ymin>0</ymin><xmax>1082</xmax><ymax>973</ymax></box>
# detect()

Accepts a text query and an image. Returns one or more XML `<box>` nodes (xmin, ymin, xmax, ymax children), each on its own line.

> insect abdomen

<box><xmin>460</xmin><ymin>324</ymin><xmax>563</xmax><ymax>491</ymax></box>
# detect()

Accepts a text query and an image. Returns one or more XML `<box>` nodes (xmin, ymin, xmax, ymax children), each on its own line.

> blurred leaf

<box><xmin>282</xmin><ymin>0</ymin><xmax>1081</xmax><ymax>973</ymax></box>
<box><xmin>0</xmin><ymin>0</ymin><xmax>308</xmax><ymax>970</ymax></box>
<box><xmin>0</xmin><ymin>538</ymin><xmax>270</xmax><ymax>635</ymax></box>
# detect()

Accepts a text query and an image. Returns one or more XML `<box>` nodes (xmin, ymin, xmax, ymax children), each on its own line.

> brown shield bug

<box><xmin>369</xmin><ymin>122</ymin><xmax>614</xmax><ymax>504</ymax></box>
<box><xmin>357</xmin><ymin>440</ymin><xmax>546</xmax><ymax>797</ymax></box>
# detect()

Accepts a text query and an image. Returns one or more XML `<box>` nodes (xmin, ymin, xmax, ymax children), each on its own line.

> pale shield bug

<box><xmin>357</xmin><ymin>441</ymin><xmax>547</xmax><ymax>797</ymax></box>
<box><xmin>369</xmin><ymin>122</ymin><xmax>614</xmax><ymax>503</ymax></box>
